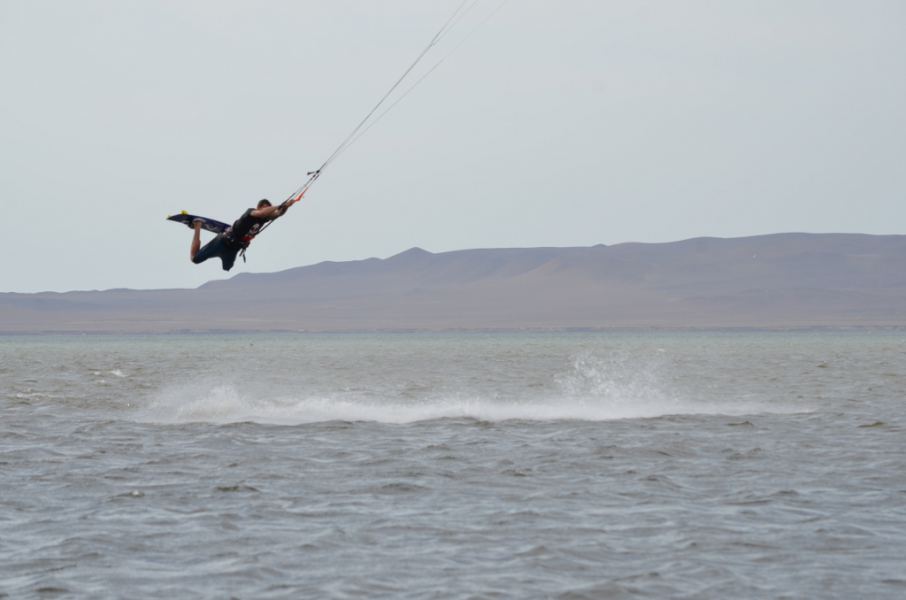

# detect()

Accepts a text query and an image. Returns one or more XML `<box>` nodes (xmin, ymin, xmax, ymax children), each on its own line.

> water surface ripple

<box><xmin>2</xmin><ymin>332</ymin><xmax>905</xmax><ymax>598</ymax></box>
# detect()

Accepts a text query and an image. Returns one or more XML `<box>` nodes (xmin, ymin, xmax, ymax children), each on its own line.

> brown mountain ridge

<box><xmin>3</xmin><ymin>233</ymin><xmax>905</xmax><ymax>332</ymax></box>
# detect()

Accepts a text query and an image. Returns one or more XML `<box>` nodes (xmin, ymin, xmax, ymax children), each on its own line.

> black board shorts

<box><xmin>193</xmin><ymin>234</ymin><xmax>242</xmax><ymax>271</ymax></box>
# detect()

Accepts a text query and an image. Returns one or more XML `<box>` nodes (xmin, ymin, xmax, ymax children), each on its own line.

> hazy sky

<box><xmin>2</xmin><ymin>0</ymin><xmax>904</xmax><ymax>292</ymax></box>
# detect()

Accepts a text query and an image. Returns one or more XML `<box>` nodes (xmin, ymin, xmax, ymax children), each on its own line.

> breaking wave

<box><xmin>137</xmin><ymin>352</ymin><xmax>791</xmax><ymax>425</ymax></box>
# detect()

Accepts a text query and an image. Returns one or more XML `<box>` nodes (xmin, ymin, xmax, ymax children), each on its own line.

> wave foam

<box><xmin>140</xmin><ymin>392</ymin><xmax>690</xmax><ymax>425</ymax></box>
<box><xmin>137</xmin><ymin>353</ymin><xmax>785</xmax><ymax>425</ymax></box>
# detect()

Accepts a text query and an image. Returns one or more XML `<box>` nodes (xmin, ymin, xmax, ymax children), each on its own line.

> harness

<box><xmin>223</xmin><ymin>209</ymin><xmax>269</xmax><ymax>263</ymax></box>
<box><xmin>234</xmin><ymin>208</ymin><xmax>294</xmax><ymax>261</ymax></box>
<box><xmin>237</xmin><ymin>234</ymin><xmax>254</xmax><ymax>263</ymax></box>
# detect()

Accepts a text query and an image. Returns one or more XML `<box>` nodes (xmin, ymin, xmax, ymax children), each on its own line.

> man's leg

<box><xmin>221</xmin><ymin>246</ymin><xmax>240</xmax><ymax>271</ymax></box>
<box><xmin>193</xmin><ymin>232</ymin><xmax>227</xmax><ymax>266</ymax></box>
<box><xmin>190</xmin><ymin>220</ymin><xmax>203</xmax><ymax>262</ymax></box>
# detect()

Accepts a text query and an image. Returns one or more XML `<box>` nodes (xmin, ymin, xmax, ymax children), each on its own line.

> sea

<box><xmin>2</xmin><ymin>331</ymin><xmax>905</xmax><ymax>599</ymax></box>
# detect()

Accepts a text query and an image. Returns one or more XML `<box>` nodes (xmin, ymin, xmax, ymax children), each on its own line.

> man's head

<box><xmin>257</xmin><ymin>199</ymin><xmax>272</xmax><ymax>209</ymax></box>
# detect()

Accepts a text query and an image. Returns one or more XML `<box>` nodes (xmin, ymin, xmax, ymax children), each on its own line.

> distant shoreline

<box><xmin>4</xmin><ymin>325</ymin><xmax>906</xmax><ymax>336</ymax></box>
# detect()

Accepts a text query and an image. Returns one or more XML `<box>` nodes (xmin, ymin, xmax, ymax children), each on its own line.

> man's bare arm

<box><xmin>251</xmin><ymin>200</ymin><xmax>296</xmax><ymax>219</ymax></box>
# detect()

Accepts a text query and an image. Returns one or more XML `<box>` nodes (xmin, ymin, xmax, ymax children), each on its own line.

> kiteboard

<box><xmin>167</xmin><ymin>211</ymin><xmax>230</xmax><ymax>235</ymax></box>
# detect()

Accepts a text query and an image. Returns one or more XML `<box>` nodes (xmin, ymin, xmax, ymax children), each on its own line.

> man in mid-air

<box><xmin>190</xmin><ymin>198</ymin><xmax>297</xmax><ymax>271</ymax></box>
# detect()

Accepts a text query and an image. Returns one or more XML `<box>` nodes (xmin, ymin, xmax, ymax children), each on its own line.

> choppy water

<box><xmin>2</xmin><ymin>331</ymin><xmax>905</xmax><ymax>598</ymax></box>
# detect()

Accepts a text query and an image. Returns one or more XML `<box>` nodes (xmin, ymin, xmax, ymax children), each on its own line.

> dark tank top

<box><xmin>226</xmin><ymin>209</ymin><xmax>268</xmax><ymax>246</ymax></box>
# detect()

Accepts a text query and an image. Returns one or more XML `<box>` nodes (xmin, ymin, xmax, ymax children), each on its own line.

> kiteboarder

<box><xmin>169</xmin><ymin>2</ymin><xmax>498</xmax><ymax>271</ymax></box>
<box><xmin>190</xmin><ymin>199</ymin><xmax>296</xmax><ymax>271</ymax></box>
